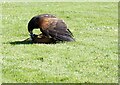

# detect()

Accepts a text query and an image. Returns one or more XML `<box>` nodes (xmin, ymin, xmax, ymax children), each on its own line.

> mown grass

<box><xmin>1</xmin><ymin>2</ymin><xmax>118</xmax><ymax>83</ymax></box>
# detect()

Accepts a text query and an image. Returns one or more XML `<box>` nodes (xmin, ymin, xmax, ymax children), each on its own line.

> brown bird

<box><xmin>28</xmin><ymin>14</ymin><xmax>75</xmax><ymax>43</ymax></box>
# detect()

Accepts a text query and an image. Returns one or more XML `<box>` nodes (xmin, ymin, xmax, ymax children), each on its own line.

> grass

<box><xmin>1</xmin><ymin>2</ymin><xmax>118</xmax><ymax>83</ymax></box>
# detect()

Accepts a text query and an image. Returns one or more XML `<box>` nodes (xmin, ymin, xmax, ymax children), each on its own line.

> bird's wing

<box><xmin>39</xmin><ymin>18</ymin><xmax>75</xmax><ymax>41</ymax></box>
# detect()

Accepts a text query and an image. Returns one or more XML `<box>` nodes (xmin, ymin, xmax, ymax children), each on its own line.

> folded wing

<box><xmin>39</xmin><ymin>18</ymin><xmax>75</xmax><ymax>41</ymax></box>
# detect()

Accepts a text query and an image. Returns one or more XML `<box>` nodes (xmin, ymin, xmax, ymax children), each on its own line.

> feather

<box><xmin>28</xmin><ymin>14</ymin><xmax>56</xmax><ymax>34</ymax></box>
<box><xmin>39</xmin><ymin>18</ymin><xmax>75</xmax><ymax>41</ymax></box>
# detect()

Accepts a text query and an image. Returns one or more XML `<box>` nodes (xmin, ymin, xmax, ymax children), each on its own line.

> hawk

<box><xmin>28</xmin><ymin>14</ymin><xmax>75</xmax><ymax>43</ymax></box>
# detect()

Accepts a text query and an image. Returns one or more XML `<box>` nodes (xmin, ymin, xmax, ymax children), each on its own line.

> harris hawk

<box><xmin>28</xmin><ymin>14</ymin><xmax>75</xmax><ymax>43</ymax></box>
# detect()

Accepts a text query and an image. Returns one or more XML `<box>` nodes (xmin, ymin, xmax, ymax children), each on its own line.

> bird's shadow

<box><xmin>6</xmin><ymin>38</ymin><xmax>33</xmax><ymax>45</ymax></box>
<box><xmin>9</xmin><ymin>40</ymin><xmax>32</xmax><ymax>45</ymax></box>
<box><xmin>6</xmin><ymin>38</ymin><xmax>56</xmax><ymax>45</ymax></box>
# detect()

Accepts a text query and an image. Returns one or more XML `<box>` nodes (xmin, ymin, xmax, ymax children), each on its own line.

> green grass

<box><xmin>1</xmin><ymin>2</ymin><xmax>118</xmax><ymax>83</ymax></box>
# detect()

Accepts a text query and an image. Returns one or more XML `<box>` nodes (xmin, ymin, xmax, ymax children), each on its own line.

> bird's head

<box><xmin>29</xmin><ymin>33</ymin><xmax>38</xmax><ymax>41</ymax></box>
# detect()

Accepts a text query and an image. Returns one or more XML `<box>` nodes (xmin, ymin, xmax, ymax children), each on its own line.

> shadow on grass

<box><xmin>4</xmin><ymin>38</ymin><xmax>68</xmax><ymax>45</ymax></box>
<box><xmin>9</xmin><ymin>40</ymin><xmax>32</xmax><ymax>45</ymax></box>
<box><xmin>5</xmin><ymin>38</ymin><xmax>56</xmax><ymax>45</ymax></box>
<box><xmin>4</xmin><ymin>38</ymin><xmax>33</xmax><ymax>45</ymax></box>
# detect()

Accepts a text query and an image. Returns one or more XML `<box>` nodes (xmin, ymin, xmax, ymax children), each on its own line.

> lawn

<box><xmin>1</xmin><ymin>2</ymin><xmax>118</xmax><ymax>83</ymax></box>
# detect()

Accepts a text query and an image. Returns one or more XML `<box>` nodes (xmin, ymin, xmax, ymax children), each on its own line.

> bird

<box><xmin>28</xmin><ymin>14</ymin><xmax>75</xmax><ymax>43</ymax></box>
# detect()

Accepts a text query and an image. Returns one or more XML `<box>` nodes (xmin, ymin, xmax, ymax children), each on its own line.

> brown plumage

<box><xmin>28</xmin><ymin>14</ymin><xmax>75</xmax><ymax>43</ymax></box>
<box><xmin>28</xmin><ymin>14</ymin><xmax>56</xmax><ymax>34</ymax></box>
